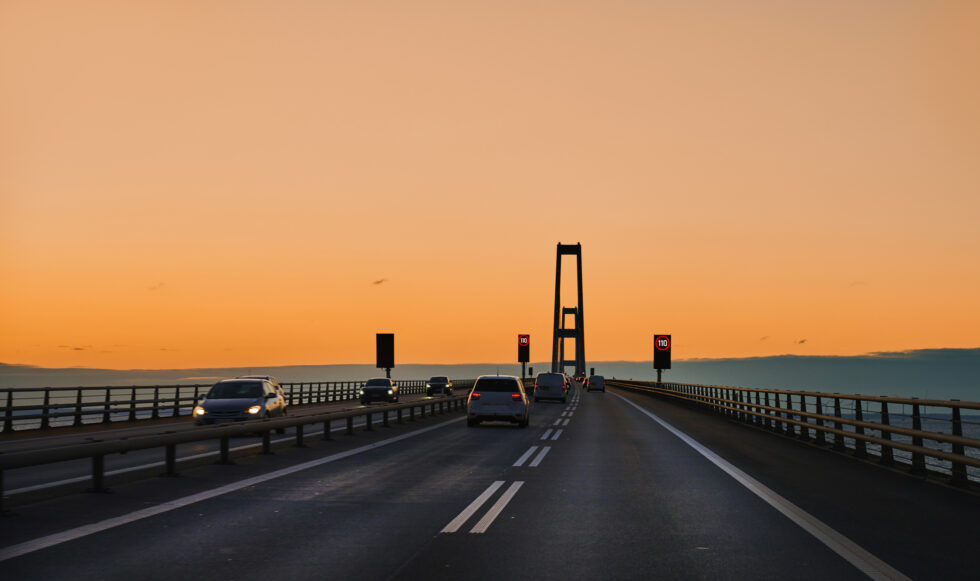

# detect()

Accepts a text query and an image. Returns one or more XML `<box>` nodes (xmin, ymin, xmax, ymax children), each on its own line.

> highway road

<box><xmin>2</xmin><ymin>384</ymin><xmax>978</xmax><ymax>580</ymax></box>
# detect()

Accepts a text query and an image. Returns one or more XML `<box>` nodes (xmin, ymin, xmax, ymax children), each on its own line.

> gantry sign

<box><xmin>551</xmin><ymin>243</ymin><xmax>585</xmax><ymax>376</ymax></box>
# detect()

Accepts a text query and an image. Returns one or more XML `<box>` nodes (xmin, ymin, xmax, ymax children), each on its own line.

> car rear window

<box><xmin>536</xmin><ymin>373</ymin><xmax>564</xmax><ymax>387</ymax></box>
<box><xmin>366</xmin><ymin>379</ymin><xmax>390</xmax><ymax>387</ymax></box>
<box><xmin>474</xmin><ymin>378</ymin><xmax>521</xmax><ymax>392</ymax></box>
<box><xmin>208</xmin><ymin>381</ymin><xmax>263</xmax><ymax>399</ymax></box>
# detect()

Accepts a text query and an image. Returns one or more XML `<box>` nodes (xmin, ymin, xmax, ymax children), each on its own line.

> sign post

<box><xmin>376</xmin><ymin>333</ymin><xmax>394</xmax><ymax>379</ymax></box>
<box><xmin>518</xmin><ymin>334</ymin><xmax>530</xmax><ymax>380</ymax></box>
<box><xmin>654</xmin><ymin>334</ymin><xmax>671</xmax><ymax>383</ymax></box>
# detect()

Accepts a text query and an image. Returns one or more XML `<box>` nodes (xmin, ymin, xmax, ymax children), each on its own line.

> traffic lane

<box><xmin>610</xmin><ymin>388</ymin><xmax>980</xmax><ymax>580</ymax></box>
<box><xmin>399</xmin><ymin>388</ymin><xmax>865</xmax><ymax>581</ymax></box>
<box><xmin>1</xmin><ymin>399</ymin><xmax>563</xmax><ymax>578</ymax></box>
<box><xmin>3</xmin><ymin>399</ymin><xmax>461</xmax><ymax>497</ymax></box>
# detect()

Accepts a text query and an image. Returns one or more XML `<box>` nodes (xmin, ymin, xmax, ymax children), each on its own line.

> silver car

<box><xmin>193</xmin><ymin>379</ymin><xmax>287</xmax><ymax>425</ymax></box>
<box><xmin>533</xmin><ymin>372</ymin><xmax>568</xmax><ymax>403</ymax></box>
<box><xmin>586</xmin><ymin>375</ymin><xmax>605</xmax><ymax>392</ymax></box>
<box><xmin>467</xmin><ymin>375</ymin><xmax>530</xmax><ymax>428</ymax></box>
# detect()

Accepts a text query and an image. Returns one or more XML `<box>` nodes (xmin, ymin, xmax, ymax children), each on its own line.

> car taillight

<box><xmin>470</xmin><ymin>392</ymin><xmax>481</xmax><ymax>400</ymax></box>
<box><xmin>534</xmin><ymin>383</ymin><xmax>539</xmax><ymax>388</ymax></box>
<box><xmin>511</xmin><ymin>393</ymin><xmax>522</xmax><ymax>400</ymax></box>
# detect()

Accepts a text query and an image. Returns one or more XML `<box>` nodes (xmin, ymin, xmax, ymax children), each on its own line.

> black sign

<box><xmin>376</xmin><ymin>333</ymin><xmax>394</xmax><ymax>369</ymax></box>
<box><xmin>518</xmin><ymin>334</ymin><xmax>530</xmax><ymax>363</ymax></box>
<box><xmin>654</xmin><ymin>334</ymin><xmax>671</xmax><ymax>370</ymax></box>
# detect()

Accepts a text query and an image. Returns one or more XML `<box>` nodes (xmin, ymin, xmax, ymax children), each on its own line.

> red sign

<box><xmin>518</xmin><ymin>334</ymin><xmax>530</xmax><ymax>347</ymax></box>
<box><xmin>655</xmin><ymin>335</ymin><xmax>670</xmax><ymax>350</ymax></box>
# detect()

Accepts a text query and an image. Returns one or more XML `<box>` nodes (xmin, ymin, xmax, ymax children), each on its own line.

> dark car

<box><xmin>426</xmin><ymin>376</ymin><xmax>454</xmax><ymax>396</ymax></box>
<box><xmin>586</xmin><ymin>375</ymin><xmax>605</xmax><ymax>392</ymax></box>
<box><xmin>193</xmin><ymin>379</ymin><xmax>287</xmax><ymax>425</ymax></box>
<box><xmin>360</xmin><ymin>378</ymin><xmax>399</xmax><ymax>404</ymax></box>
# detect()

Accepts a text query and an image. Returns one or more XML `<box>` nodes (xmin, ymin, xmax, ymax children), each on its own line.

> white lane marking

<box><xmin>559</xmin><ymin>411</ymin><xmax>567</xmax><ymax>417</ymax></box>
<box><xmin>612</xmin><ymin>394</ymin><xmax>912</xmax><ymax>581</ymax></box>
<box><xmin>552</xmin><ymin>419</ymin><xmax>562</xmax><ymax>426</ymax></box>
<box><xmin>470</xmin><ymin>481</ymin><xmax>524</xmax><ymax>533</ymax></box>
<box><xmin>566</xmin><ymin>411</ymin><xmax>574</xmax><ymax>417</ymax></box>
<box><xmin>0</xmin><ymin>417</ymin><xmax>463</xmax><ymax>562</ymax></box>
<box><xmin>513</xmin><ymin>446</ymin><xmax>539</xmax><ymax>467</ymax></box>
<box><xmin>529</xmin><ymin>446</ymin><xmax>550</xmax><ymax>467</ymax></box>
<box><xmin>441</xmin><ymin>481</ymin><xmax>505</xmax><ymax>533</ymax></box>
<box><xmin>562</xmin><ymin>419</ymin><xmax>570</xmax><ymax>427</ymax></box>
<box><xmin>6</xmin><ymin>419</ymin><xmax>377</xmax><ymax>496</ymax></box>
<box><xmin>551</xmin><ymin>429</ymin><xmax>563</xmax><ymax>441</ymax></box>
<box><xmin>540</xmin><ymin>429</ymin><xmax>554</xmax><ymax>440</ymax></box>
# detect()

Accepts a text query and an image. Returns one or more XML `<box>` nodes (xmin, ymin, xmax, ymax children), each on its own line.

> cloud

<box><xmin>148</xmin><ymin>282</ymin><xmax>165</xmax><ymax>291</ymax></box>
<box><xmin>57</xmin><ymin>345</ymin><xmax>92</xmax><ymax>351</ymax></box>
<box><xmin>797</xmin><ymin>339</ymin><xmax>807</xmax><ymax>344</ymax></box>
<box><xmin>372</xmin><ymin>278</ymin><xmax>388</xmax><ymax>285</ymax></box>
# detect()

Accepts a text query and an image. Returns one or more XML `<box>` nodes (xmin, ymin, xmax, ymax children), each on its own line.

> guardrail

<box><xmin>0</xmin><ymin>387</ymin><xmax>474</xmax><ymax>512</ymax></box>
<box><xmin>0</xmin><ymin>379</ymin><xmax>458</xmax><ymax>433</ymax></box>
<box><xmin>608</xmin><ymin>380</ymin><xmax>980</xmax><ymax>486</ymax></box>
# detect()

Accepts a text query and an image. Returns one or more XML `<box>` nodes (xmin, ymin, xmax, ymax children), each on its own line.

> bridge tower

<box><xmin>551</xmin><ymin>243</ymin><xmax>585</xmax><ymax>376</ymax></box>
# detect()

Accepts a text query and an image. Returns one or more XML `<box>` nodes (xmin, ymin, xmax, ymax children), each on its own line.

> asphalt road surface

<box><xmin>2</xmin><ymin>385</ymin><xmax>978</xmax><ymax>580</ymax></box>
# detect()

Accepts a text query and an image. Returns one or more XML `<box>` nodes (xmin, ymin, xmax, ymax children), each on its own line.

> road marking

<box><xmin>560</xmin><ymin>411</ymin><xmax>568</xmax><ymax>417</ymax></box>
<box><xmin>529</xmin><ymin>446</ymin><xmax>550</xmax><ymax>467</ymax></box>
<box><xmin>540</xmin><ymin>429</ymin><xmax>554</xmax><ymax>440</ymax></box>
<box><xmin>566</xmin><ymin>411</ymin><xmax>574</xmax><ymax>417</ymax></box>
<box><xmin>513</xmin><ymin>446</ymin><xmax>539</xmax><ymax>467</ymax></box>
<box><xmin>441</xmin><ymin>481</ymin><xmax>505</xmax><ymax>533</ymax></box>
<box><xmin>0</xmin><ymin>417</ymin><xmax>464</xmax><ymax>562</ymax></box>
<box><xmin>562</xmin><ymin>419</ymin><xmax>570</xmax><ymax>427</ymax></box>
<box><xmin>470</xmin><ymin>481</ymin><xmax>524</xmax><ymax>533</ymax></box>
<box><xmin>552</xmin><ymin>418</ymin><xmax>562</xmax><ymax>426</ymax></box>
<box><xmin>613</xmin><ymin>393</ymin><xmax>912</xmax><ymax>581</ymax></box>
<box><xmin>551</xmin><ymin>429</ymin><xmax>563</xmax><ymax>441</ymax></box>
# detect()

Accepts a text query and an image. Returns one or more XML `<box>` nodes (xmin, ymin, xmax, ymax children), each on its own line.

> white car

<box><xmin>533</xmin><ymin>372</ymin><xmax>568</xmax><ymax>403</ymax></box>
<box><xmin>467</xmin><ymin>375</ymin><xmax>530</xmax><ymax>428</ymax></box>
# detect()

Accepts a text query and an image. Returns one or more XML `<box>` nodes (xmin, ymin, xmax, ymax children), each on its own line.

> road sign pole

<box><xmin>522</xmin><ymin>361</ymin><xmax>526</xmax><ymax>380</ymax></box>
<box><xmin>657</xmin><ymin>369</ymin><xmax>662</xmax><ymax>383</ymax></box>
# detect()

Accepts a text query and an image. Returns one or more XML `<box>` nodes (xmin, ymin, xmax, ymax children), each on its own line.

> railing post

<box><xmin>383</xmin><ymin>409</ymin><xmax>390</xmax><ymax>427</ymax></box>
<box><xmin>41</xmin><ymin>388</ymin><xmax>51</xmax><ymax>429</ymax></box>
<box><xmin>102</xmin><ymin>387</ymin><xmax>112</xmax><ymax>424</ymax></box>
<box><xmin>832</xmin><ymin>395</ymin><xmax>845</xmax><ymax>451</ymax></box>
<box><xmin>879</xmin><ymin>400</ymin><xmax>893</xmax><ymax>465</ymax></box>
<box><xmin>128</xmin><ymin>386</ymin><xmax>137</xmax><ymax>422</ymax></box>
<box><xmin>753</xmin><ymin>391</ymin><xmax>762</xmax><ymax>426</ymax></box>
<box><xmin>773</xmin><ymin>393</ymin><xmax>782</xmax><ymax>431</ymax></box>
<box><xmin>853</xmin><ymin>399</ymin><xmax>867</xmax><ymax>458</ymax></box>
<box><xmin>172</xmin><ymin>386</ymin><xmax>181</xmax><ymax>418</ymax></box>
<box><xmin>784</xmin><ymin>393</ymin><xmax>795</xmax><ymax>436</ymax></box>
<box><xmin>193</xmin><ymin>385</ymin><xmax>201</xmax><ymax>409</ymax></box>
<box><xmin>950</xmin><ymin>405</ymin><xmax>968</xmax><ymax>486</ymax></box>
<box><xmin>165</xmin><ymin>444</ymin><xmax>178</xmax><ymax>476</ymax></box>
<box><xmin>910</xmin><ymin>401</ymin><xmax>926</xmax><ymax>474</ymax></box>
<box><xmin>219</xmin><ymin>436</ymin><xmax>232</xmax><ymax>464</ymax></box>
<box><xmin>347</xmin><ymin>416</ymin><xmax>354</xmax><ymax>435</ymax></box>
<box><xmin>397</xmin><ymin>407</ymin><xmax>404</xmax><ymax>424</ymax></box>
<box><xmin>299</xmin><ymin>383</ymin><xmax>306</xmax><ymax>406</ymax></box>
<box><xmin>322</xmin><ymin>419</ymin><xmax>332</xmax><ymax>441</ymax></box>
<box><xmin>73</xmin><ymin>388</ymin><xmax>84</xmax><ymax>427</ymax></box>
<box><xmin>151</xmin><ymin>386</ymin><xmax>160</xmax><ymax>419</ymax></box>
<box><xmin>90</xmin><ymin>454</ymin><xmax>107</xmax><ymax>492</ymax></box>
<box><xmin>814</xmin><ymin>396</ymin><xmax>826</xmax><ymax>445</ymax></box>
<box><xmin>295</xmin><ymin>423</ymin><xmax>306</xmax><ymax>448</ymax></box>
<box><xmin>797</xmin><ymin>395</ymin><xmax>810</xmax><ymax>442</ymax></box>
<box><xmin>365</xmin><ymin>411</ymin><xmax>374</xmax><ymax>431</ymax></box>
<box><xmin>2</xmin><ymin>390</ymin><xmax>13</xmax><ymax>433</ymax></box>
<box><xmin>262</xmin><ymin>430</ymin><xmax>273</xmax><ymax>454</ymax></box>
<box><xmin>763</xmin><ymin>391</ymin><xmax>772</xmax><ymax>430</ymax></box>
<box><xmin>288</xmin><ymin>385</ymin><xmax>295</xmax><ymax>407</ymax></box>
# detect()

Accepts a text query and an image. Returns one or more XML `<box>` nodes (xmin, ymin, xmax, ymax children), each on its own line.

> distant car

<box><xmin>237</xmin><ymin>375</ymin><xmax>287</xmax><ymax>402</ymax></box>
<box><xmin>360</xmin><ymin>378</ymin><xmax>399</xmax><ymax>404</ymax></box>
<box><xmin>466</xmin><ymin>375</ymin><xmax>529</xmax><ymax>428</ymax></box>
<box><xmin>194</xmin><ymin>378</ymin><xmax>287</xmax><ymax>425</ymax></box>
<box><xmin>426</xmin><ymin>376</ymin><xmax>454</xmax><ymax>396</ymax></box>
<box><xmin>586</xmin><ymin>375</ymin><xmax>605</xmax><ymax>392</ymax></box>
<box><xmin>533</xmin><ymin>372</ymin><xmax>568</xmax><ymax>403</ymax></box>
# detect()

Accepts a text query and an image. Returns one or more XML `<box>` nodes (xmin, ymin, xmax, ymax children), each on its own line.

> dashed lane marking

<box><xmin>470</xmin><ymin>481</ymin><xmax>524</xmax><ymax>534</ymax></box>
<box><xmin>441</xmin><ymin>481</ymin><xmax>505</xmax><ymax>533</ymax></box>
<box><xmin>529</xmin><ymin>446</ymin><xmax>550</xmax><ymax>468</ymax></box>
<box><xmin>513</xmin><ymin>446</ymin><xmax>538</xmax><ymax>467</ymax></box>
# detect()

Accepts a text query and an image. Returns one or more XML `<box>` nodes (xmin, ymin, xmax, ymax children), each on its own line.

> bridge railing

<box><xmin>0</xmin><ymin>379</ymin><xmax>466</xmax><ymax>433</ymax></box>
<box><xmin>608</xmin><ymin>380</ymin><xmax>980</xmax><ymax>486</ymax></box>
<box><xmin>0</xmin><ymin>391</ymin><xmax>472</xmax><ymax>512</ymax></box>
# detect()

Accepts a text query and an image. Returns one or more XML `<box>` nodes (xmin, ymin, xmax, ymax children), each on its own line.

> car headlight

<box><xmin>247</xmin><ymin>405</ymin><xmax>261</xmax><ymax>415</ymax></box>
<box><xmin>359</xmin><ymin>389</ymin><xmax>365</xmax><ymax>395</ymax></box>
<box><xmin>426</xmin><ymin>383</ymin><xmax>431</xmax><ymax>388</ymax></box>
<box><xmin>193</xmin><ymin>406</ymin><xmax>206</xmax><ymax>416</ymax></box>
<box><xmin>387</xmin><ymin>389</ymin><xmax>393</xmax><ymax>394</ymax></box>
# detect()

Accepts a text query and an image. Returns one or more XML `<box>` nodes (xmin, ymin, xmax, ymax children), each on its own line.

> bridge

<box><xmin>2</xmin><ymin>244</ymin><xmax>979</xmax><ymax>580</ymax></box>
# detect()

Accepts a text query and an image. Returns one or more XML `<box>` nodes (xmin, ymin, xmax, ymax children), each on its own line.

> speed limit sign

<box><xmin>654</xmin><ymin>334</ymin><xmax>671</xmax><ymax>370</ymax></box>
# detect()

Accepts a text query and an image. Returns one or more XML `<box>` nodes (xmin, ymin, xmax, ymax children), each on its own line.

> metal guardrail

<box><xmin>608</xmin><ymin>380</ymin><xmax>980</xmax><ymax>486</ymax></box>
<box><xmin>0</xmin><ymin>379</ymin><xmax>452</xmax><ymax>433</ymax></box>
<box><xmin>0</xmin><ymin>386</ymin><xmax>474</xmax><ymax>512</ymax></box>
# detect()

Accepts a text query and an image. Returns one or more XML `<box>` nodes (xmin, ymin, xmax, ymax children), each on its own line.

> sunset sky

<box><xmin>2</xmin><ymin>1</ymin><xmax>978</xmax><ymax>370</ymax></box>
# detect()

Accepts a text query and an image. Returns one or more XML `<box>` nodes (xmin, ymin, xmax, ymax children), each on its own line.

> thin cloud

<box><xmin>372</xmin><ymin>278</ymin><xmax>388</xmax><ymax>286</ymax></box>
<box><xmin>148</xmin><ymin>282</ymin><xmax>165</xmax><ymax>291</ymax></box>
<box><xmin>57</xmin><ymin>345</ymin><xmax>92</xmax><ymax>351</ymax></box>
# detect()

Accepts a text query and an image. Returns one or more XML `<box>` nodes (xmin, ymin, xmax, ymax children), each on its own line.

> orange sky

<box><xmin>2</xmin><ymin>1</ymin><xmax>978</xmax><ymax>369</ymax></box>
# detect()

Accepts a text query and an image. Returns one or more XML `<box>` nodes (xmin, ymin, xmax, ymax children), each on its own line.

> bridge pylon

<box><xmin>551</xmin><ymin>243</ymin><xmax>585</xmax><ymax>376</ymax></box>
